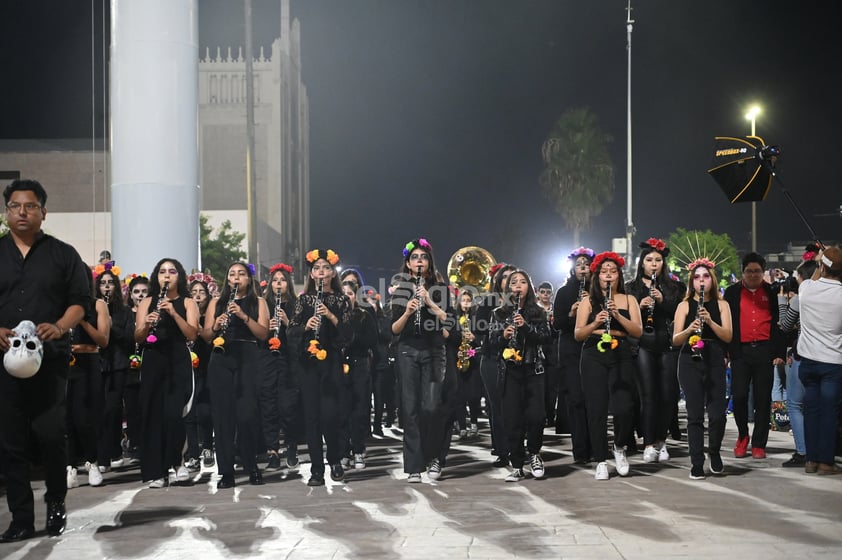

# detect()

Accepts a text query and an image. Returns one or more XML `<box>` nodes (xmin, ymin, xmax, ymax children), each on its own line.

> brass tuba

<box><xmin>447</xmin><ymin>246</ymin><xmax>496</xmax><ymax>291</ymax></box>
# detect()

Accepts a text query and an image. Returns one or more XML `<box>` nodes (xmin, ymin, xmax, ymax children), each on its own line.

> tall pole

<box><xmin>245</xmin><ymin>0</ymin><xmax>259</xmax><ymax>273</ymax></box>
<box><xmin>625</xmin><ymin>1</ymin><xmax>635</xmax><ymax>269</ymax></box>
<box><xmin>746</xmin><ymin>105</ymin><xmax>761</xmax><ymax>253</ymax></box>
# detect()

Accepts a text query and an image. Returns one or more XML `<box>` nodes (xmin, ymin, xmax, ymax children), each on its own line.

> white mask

<box><xmin>4</xmin><ymin>320</ymin><xmax>44</xmax><ymax>379</ymax></box>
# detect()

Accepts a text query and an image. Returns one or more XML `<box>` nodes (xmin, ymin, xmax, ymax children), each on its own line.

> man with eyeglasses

<box><xmin>723</xmin><ymin>252</ymin><xmax>786</xmax><ymax>460</ymax></box>
<box><xmin>0</xmin><ymin>179</ymin><xmax>91</xmax><ymax>542</ymax></box>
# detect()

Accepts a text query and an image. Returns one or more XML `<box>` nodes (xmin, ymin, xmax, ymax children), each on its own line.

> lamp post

<box><xmin>745</xmin><ymin>105</ymin><xmax>761</xmax><ymax>252</ymax></box>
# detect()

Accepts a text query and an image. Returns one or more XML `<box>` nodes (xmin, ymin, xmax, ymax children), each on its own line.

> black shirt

<box><xmin>0</xmin><ymin>231</ymin><xmax>91</xmax><ymax>359</ymax></box>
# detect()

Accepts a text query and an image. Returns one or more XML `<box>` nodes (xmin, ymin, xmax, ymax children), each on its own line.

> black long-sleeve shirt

<box><xmin>0</xmin><ymin>231</ymin><xmax>91</xmax><ymax>360</ymax></box>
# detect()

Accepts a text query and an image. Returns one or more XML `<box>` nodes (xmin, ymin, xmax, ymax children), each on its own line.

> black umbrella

<box><xmin>707</xmin><ymin>135</ymin><xmax>823</xmax><ymax>247</ymax></box>
<box><xmin>707</xmin><ymin>135</ymin><xmax>776</xmax><ymax>203</ymax></box>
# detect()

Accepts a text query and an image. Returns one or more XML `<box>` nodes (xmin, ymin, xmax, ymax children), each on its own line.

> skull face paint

<box><xmin>4</xmin><ymin>320</ymin><xmax>44</xmax><ymax>379</ymax></box>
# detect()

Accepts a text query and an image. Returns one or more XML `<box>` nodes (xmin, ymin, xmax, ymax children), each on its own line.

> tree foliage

<box><xmin>199</xmin><ymin>214</ymin><xmax>246</xmax><ymax>280</ymax></box>
<box><xmin>540</xmin><ymin>107</ymin><xmax>615</xmax><ymax>246</ymax></box>
<box><xmin>665</xmin><ymin>228</ymin><xmax>740</xmax><ymax>288</ymax></box>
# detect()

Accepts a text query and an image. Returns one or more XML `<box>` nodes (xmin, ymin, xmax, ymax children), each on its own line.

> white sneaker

<box><xmin>407</xmin><ymin>472</ymin><xmax>422</xmax><ymax>483</ymax></box>
<box><xmin>354</xmin><ymin>453</ymin><xmax>366</xmax><ymax>470</ymax></box>
<box><xmin>469</xmin><ymin>423</ymin><xmax>478</xmax><ymax>437</ymax></box>
<box><xmin>428</xmin><ymin>459</ymin><xmax>442</xmax><ymax>481</ymax></box>
<box><xmin>505</xmin><ymin>468</ymin><xmax>525</xmax><ymax>482</ymax></box>
<box><xmin>595</xmin><ymin>462</ymin><xmax>609</xmax><ymax>480</ymax></box>
<box><xmin>175</xmin><ymin>466</ymin><xmax>190</xmax><ymax>482</ymax></box>
<box><xmin>340</xmin><ymin>456</ymin><xmax>351</xmax><ymax>469</ymax></box>
<box><xmin>86</xmin><ymin>461</ymin><xmax>104</xmax><ymax>487</ymax></box>
<box><xmin>529</xmin><ymin>453</ymin><xmax>545</xmax><ymax>479</ymax></box>
<box><xmin>613</xmin><ymin>447</ymin><xmax>630</xmax><ymax>477</ymax></box>
<box><xmin>643</xmin><ymin>446</ymin><xmax>659</xmax><ymax>463</ymax></box>
<box><xmin>110</xmin><ymin>457</ymin><xmax>125</xmax><ymax>469</ymax></box>
<box><xmin>658</xmin><ymin>443</ymin><xmax>670</xmax><ymax>462</ymax></box>
<box><xmin>66</xmin><ymin>466</ymin><xmax>79</xmax><ymax>489</ymax></box>
<box><xmin>148</xmin><ymin>478</ymin><xmax>166</xmax><ymax>488</ymax></box>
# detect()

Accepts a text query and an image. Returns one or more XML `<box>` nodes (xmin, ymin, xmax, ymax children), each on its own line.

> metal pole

<box><xmin>751</xmin><ymin>117</ymin><xmax>756</xmax><ymax>252</ymax></box>
<box><xmin>245</xmin><ymin>0</ymin><xmax>259</xmax><ymax>274</ymax></box>
<box><xmin>625</xmin><ymin>1</ymin><xmax>635</xmax><ymax>270</ymax></box>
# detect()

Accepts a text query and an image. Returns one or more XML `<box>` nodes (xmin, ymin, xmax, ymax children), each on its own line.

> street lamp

<box><xmin>745</xmin><ymin>104</ymin><xmax>762</xmax><ymax>252</ymax></box>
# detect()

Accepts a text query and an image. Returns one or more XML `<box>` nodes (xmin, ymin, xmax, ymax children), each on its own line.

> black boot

<box><xmin>46</xmin><ymin>501</ymin><xmax>66</xmax><ymax>537</ymax></box>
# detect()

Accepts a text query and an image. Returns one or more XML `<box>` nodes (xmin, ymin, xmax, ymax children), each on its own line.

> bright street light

<box><xmin>745</xmin><ymin>105</ymin><xmax>762</xmax><ymax>136</ymax></box>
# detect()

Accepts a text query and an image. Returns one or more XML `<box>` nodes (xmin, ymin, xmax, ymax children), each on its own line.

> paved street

<box><xmin>2</xmin><ymin>415</ymin><xmax>841</xmax><ymax>559</ymax></box>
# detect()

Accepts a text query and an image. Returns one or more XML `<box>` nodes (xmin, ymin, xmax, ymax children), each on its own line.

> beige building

<box><xmin>0</xmin><ymin>9</ymin><xmax>309</xmax><ymax>279</ymax></box>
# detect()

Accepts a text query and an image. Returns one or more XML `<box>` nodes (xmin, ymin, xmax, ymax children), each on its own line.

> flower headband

<box><xmin>94</xmin><ymin>260</ymin><xmax>122</xmax><ymax>279</ymax></box>
<box><xmin>590</xmin><ymin>251</ymin><xmax>625</xmax><ymax>273</ymax></box>
<box><xmin>403</xmin><ymin>238</ymin><xmax>431</xmax><ymax>258</ymax></box>
<box><xmin>269</xmin><ymin>263</ymin><xmax>294</xmax><ymax>275</ymax></box>
<box><xmin>489</xmin><ymin>262</ymin><xmax>508</xmax><ymax>277</ymax></box>
<box><xmin>305</xmin><ymin>249</ymin><xmax>340</xmax><ymax>266</ymax></box>
<box><xmin>640</xmin><ymin>237</ymin><xmax>669</xmax><ymax>256</ymax></box>
<box><xmin>687</xmin><ymin>257</ymin><xmax>716</xmax><ymax>271</ymax></box>
<box><xmin>568</xmin><ymin>247</ymin><xmax>595</xmax><ymax>261</ymax></box>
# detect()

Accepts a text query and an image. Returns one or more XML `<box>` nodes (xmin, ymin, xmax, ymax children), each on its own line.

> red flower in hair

<box><xmin>590</xmin><ymin>252</ymin><xmax>625</xmax><ymax>273</ymax></box>
<box><xmin>645</xmin><ymin>238</ymin><xmax>666</xmax><ymax>252</ymax></box>
<box><xmin>270</xmin><ymin>263</ymin><xmax>293</xmax><ymax>275</ymax></box>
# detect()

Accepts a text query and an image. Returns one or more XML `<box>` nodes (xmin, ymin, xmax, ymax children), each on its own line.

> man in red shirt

<box><xmin>723</xmin><ymin>253</ymin><xmax>786</xmax><ymax>459</ymax></box>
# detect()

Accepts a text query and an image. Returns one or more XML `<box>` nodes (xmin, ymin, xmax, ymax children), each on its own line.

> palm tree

<box><xmin>540</xmin><ymin>107</ymin><xmax>615</xmax><ymax>246</ymax></box>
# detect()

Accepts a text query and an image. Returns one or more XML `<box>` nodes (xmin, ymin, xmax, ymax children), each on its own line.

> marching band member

<box><xmin>340</xmin><ymin>279</ymin><xmax>378</xmax><ymax>469</ymax></box>
<box><xmin>575</xmin><ymin>251</ymin><xmax>642</xmax><ymax>480</ymax></box>
<box><xmin>66</xmin><ymin>266</ymin><xmax>110</xmax><ymax>488</ymax></box>
<box><xmin>184</xmin><ymin>276</ymin><xmax>215</xmax><ymax>470</ymax></box>
<box><xmin>391</xmin><ymin>238</ymin><xmax>453</xmax><ymax>482</ymax></box>
<box><xmin>204</xmin><ymin>262</ymin><xmax>269</xmax><ymax>488</ymax></box>
<box><xmin>287</xmin><ymin>249</ymin><xmax>353</xmax><ymax>486</ymax></box>
<box><xmin>135</xmin><ymin>259</ymin><xmax>199</xmax><ymax>488</ymax></box>
<box><xmin>453</xmin><ymin>290</ymin><xmax>482</xmax><ymax>438</ymax></box>
<box><xmin>260</xmin><ymin>263</ymin><xmax>301</xmax><ymax>473</ymax></box>
<box><xmin>123</xmin><ymin>275</ymin><xmax>149</xmax><ymax>464</ymax></box>
<box><xmin>370</xmin><ymin>288</ymin><xmax>397</xmax><ymax>436</ymax></box>
<box><xmin>489</xmin><ymin>269</ymin><xmax>552</xmax><ymax>481</ymax></box>
<box><xmin>552</xmin><ymin>247</ymin><xmax>594</xmax><ymax>464</ymax></box>
<box><xmin>476</xmin><ymin>263</ymin><xmax>516</xmax><ymax>467</ymax></box>
<box><xmin>625</xmin><ymin>238</ymin><xmax>685</xmax><ymax>463</ymax></box>
<box><xmin>672</xmin><ymin>258</ymin><xmax>732</xmax><ymax>479</ymax></box>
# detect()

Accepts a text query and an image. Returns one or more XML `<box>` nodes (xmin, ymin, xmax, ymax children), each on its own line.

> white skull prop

<box><xmin>4</xmin><ymin>320</ymin><xmax>44</xmax><ymax>379</ymax></box>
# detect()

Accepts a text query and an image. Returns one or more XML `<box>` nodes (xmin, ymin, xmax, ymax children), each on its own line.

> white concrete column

<box><xmin>110</xmin><ymin>0</ymin><xmax>199</xmax><ymax>276</ymax></box>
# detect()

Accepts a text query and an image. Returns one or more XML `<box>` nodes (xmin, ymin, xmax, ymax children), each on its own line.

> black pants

<box><xmin>677</xmin><ymin>345</ymin><xmax>727</xmax><ymax>467</ymax></box>
<box><xmin>479</xmin><ymin>353</ymin><xmax>508</xmax><ymax>457</ymax></box>
<box><xmin>0</xmin><ymin>358</ymin><xmax>69</xmax><ymax>529</ymax></box>
<box><xmin>731</xmin><ymin>342</ymin><xmax>774</xmax><ymax>448</ymax></box>
<box><xmin>300</xmin><ymin>354</ymin><xmax>346</xmax><ymax>476</ymax></box>
<box><xmin>559</xmin><ymin>336</ymin><xmax>590</xmax><ymax>462</ymax></box>
<box><xmin>184</xmin><ymin>371</ymin><xmax>213</xmax><ymax>459</ymax></box>
<box><xmin>372</xmin><ymin>361</ymin><xmax>396</xmax><ymax>427</ymax></box>
<box><xmin>342</xmin><ymin>356</ymin><xmax>372</xmax><ymax>455</ymax></box>
<box><xmin>123</xmin><ymin>373</ymin><xmax>141</xmax><ymax>453</ymax></box>
<box><xmin>139</xmin><ymin>344</ymin><xmax>192</xmax><ymax>482</ymax></box>
<box><xmin>66</xmin><ymin>354</ymin><xmax>104</xmax><ymax>466</ymax></box>
<box><xmin>454</xmin><ymin>361</ymin><xmax>482</xmax><ymax>428</ymax></box>
<box><xmin>258</xmin><ymin>349</ymin><xmax>284</xmax><ymax>451</ymax></box>
<box><xmin>579</xmin><ymin>339</ymin><xmax>636</xmax><ymax>462</ymax></box>
<box><xmin>501</xmin><ymin>364</ymin><xmax>546</xmax><ymax>469</ymax></box>
<box><xmin>396</xmin><ymin>343</ymin><xmax>445</xmax><ymax>473</ymax></box>
<box><xmin>208</xmin><ymin>341</ymin><xmax>261</xmax><ymax>475</ymax></box>
<box><xmin>99</xmin><ymin>368</ymin><xmax>127</xmax><ymax>464</ymax></box>
<box><xmin>635</xmin><ymin>344</ymin><xmax>680</xmax><ymax>446</ymax></box>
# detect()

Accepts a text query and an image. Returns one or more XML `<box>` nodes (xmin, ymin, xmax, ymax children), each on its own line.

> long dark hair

<box><xmin>189</xmin><ymin>280</ymin><xmax>211</xmax><ymax>315</ymax></box>
<box><xmin>501</xmin><ymin>269</ymin><xmax>542</xmax><ymax>319</ymax></box>
<box><xmin>264</xmin><ymin>267</ymin><xmax>298</xmax><ymax>308</ymax></box>
<box><xmin>97</xmin><ymin>270</ymin><xmax>126</xmax><ymax>313</ymax></box>
<box><xmin>634</xmin><ymin>246</ymin><xmax>674</xmax><ymax>285</ymax></box>
<box><xmin>149</xmin><ymin>258</ymin><xmax>189</xmax><ymax>299</ymax></box>
<box><xmin>589</xmin><ymin>257</ymin><xmax>626</xmax><ymax>309</ymax></box>
<box><xmin>684</xmin><ymin>265</ymin><xmax>720</xmax><ymax>302</ymax></box>
<box><xmin>215</xmin><ymin>262</ymin><xmax>259</xmax><ymax>319</ymax></box>
<box><xmin>400</xmin><ymin>238</ymin><xmax>440</xmax><ymax>288</ymax></box>
<box><xmin>304</xmin><ymin>262</ymin><xmax>342</xmax><ymax>294</ymax></box>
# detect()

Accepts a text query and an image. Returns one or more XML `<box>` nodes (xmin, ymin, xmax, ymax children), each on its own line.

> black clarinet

<box><xmin>691</xmin><ymin>283</ymin><xmax>705</xmax><ymax>362</ymax></box>
<box><xmin>146</xmin><ymin>281</ymin><xmax>169</xmax><ymax>344</ymax></box>
<box><xmin>644</xmin><ymin>273</ymin><xmax>656</xmax><ymax>334</ymax></box>
<box><xmin>213</xmin><ymin>282</ymin><xmax>238</xmax><ymax>354</ymax></box>
<box><xmin>413</xmin><ymin>265</ymin><xmax>423</xmax><ymax>335</ymax></box>
<box><xmin>269</xmin><ymin>288</ymin><xmax>282</xmax><ymax>355</ymax></box>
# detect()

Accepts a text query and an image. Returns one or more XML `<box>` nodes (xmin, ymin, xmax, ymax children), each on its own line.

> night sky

<box><xmin>2</xmin><ymin>1</ymin><xmax>841</xmax><ymax>285</ymax></box>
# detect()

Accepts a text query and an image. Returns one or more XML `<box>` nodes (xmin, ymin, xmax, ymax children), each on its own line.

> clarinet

<box><xmin>691</xmin><ymin>283</ymin><xmax>706</xmax><ymax>362</ymax></box>
<box><xmin>269</xmin><ymin>288</ymin><xmax>282</xmax><ymax>355</ymax></box>
<box><xmin>413</xmin><ymin>265</ymin><xmax>423</xmax><ymax>335</ymax></box>
<box><xmin>146</xmin><ymin>281</ymin><xmax>169</xmax><ymax>344</ymax></box>
<box><xmin>503</xmin><ymin>293</ymin><xmax>522</xmax><ymax>363</ymax></box>
<box><xmin>597</xmin><ymin>282</ymin><xmax>614</xmax><ymax>352</ymax></box>
<box><xmin>313</xmin><ymin>278</ymin><xmax>324</xmax><ymax>341</ymax></box>
<box><xmin>644</xmin><ymin>273</ymin><xmax>656</xmax><ymax>334</ymax></box>
<box><xmin>577</xmin><ymin>276</ymin><xmax>586</xmax><ymax>302</ymax></box>
<box><xmin>212</xmin><ymin>282</ymin><xmax>238</xmax><ymax>354</ymax></box>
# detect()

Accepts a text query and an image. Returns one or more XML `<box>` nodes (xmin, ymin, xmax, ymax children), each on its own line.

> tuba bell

<box><xmin>447</xmin><ymin>246</ymin><xmax>496</xmax><ymax>291</ymax></box>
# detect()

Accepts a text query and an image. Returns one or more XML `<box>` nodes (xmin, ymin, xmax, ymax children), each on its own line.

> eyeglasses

<box><xmin>6</xmin><ymin>202</ymin><xmax>42</xmax><ymax>212</ymax></box>
<box><xmin>159</xmin><ymin>268</ymin><xmax>178</xmax><ymax>275</ymax></box>
<box><xmin>409</xmin><ymin>253</ymin><xmax>429</xmax><ymax>261</ymax></box>
<box><xmin>693</xmin><ymin>273</ymin><xmax>711</xmax><ymax>279</ymax></box>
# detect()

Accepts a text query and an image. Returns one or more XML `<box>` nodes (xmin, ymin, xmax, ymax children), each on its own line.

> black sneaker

<box><xmin>330</xmin><ymin>463</ymin><xmax>345</xmax><ymax>482</ymax></box>
<box><xmin>46</xmin><ymin>501</ymin><xmax>66</xmax><ymax>537</ymax></box>
<box><xmin>266</xmin><ymin>453</ymin><xmax>282</xmax><ymax>471</ymax></box>
<box><xmin>249</xmin><ymin>470</ymin><xmax>265</xmax><ymax>485</ymax></box>
<box><xmin>710</xmin><ymin>452</ymin><xmax>724</xmax><ymax>474</ymax></box>
<box><xmin>782</xmin><ymin>452</ymin><xmax>806</xmax><ymax>468</ymax></box>
<box><xmin>492</xmin><ymin>456</ymin><xmax>508</xmax><ymax>468</ymax></box>
<box><xmin>0</xmin><ymin>524</ymin><xmax>35</xmax><ymax>543</ymax></box>
<box><xmin>689</xmin><ymin>465</ymin><xmax>706</xmax><ymax>480</ymax></box>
